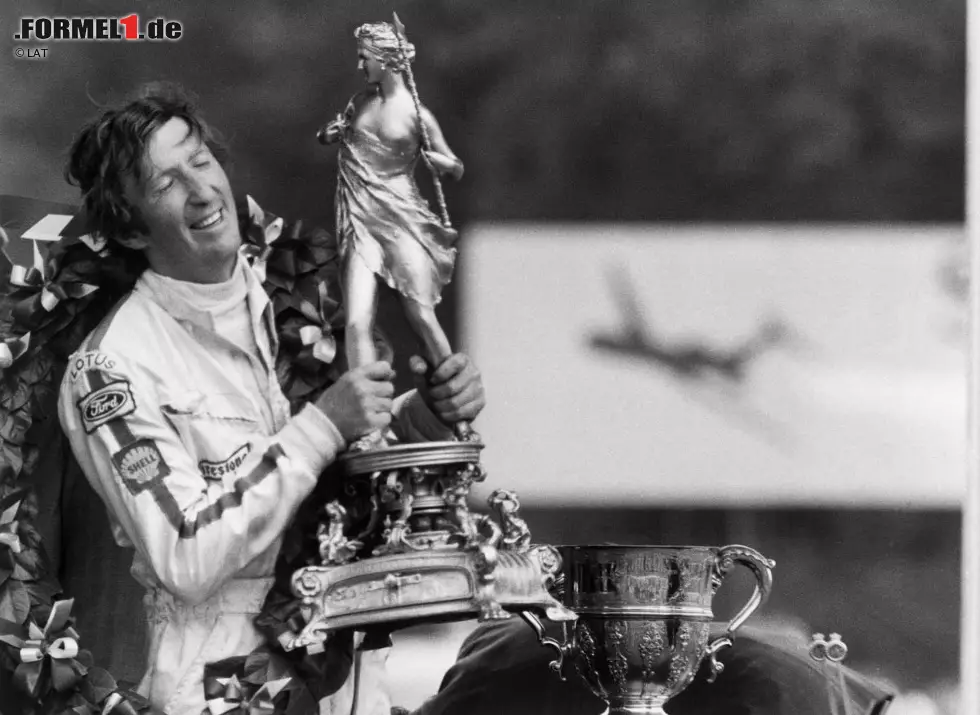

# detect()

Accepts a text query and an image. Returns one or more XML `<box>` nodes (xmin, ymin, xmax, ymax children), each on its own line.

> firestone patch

<box><xmin>199</xmin><ymin>443</ymin><xmax>252</xmax><ymax>481</ymax></box>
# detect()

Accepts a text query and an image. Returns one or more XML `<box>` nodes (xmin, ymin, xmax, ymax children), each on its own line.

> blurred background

<box><xmin>0</xmin><ymin>0</ymin><xmax>966</xmax><ymax>712</ymax></box>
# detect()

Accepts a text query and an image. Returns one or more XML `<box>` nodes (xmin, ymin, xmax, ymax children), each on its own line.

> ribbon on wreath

<box><xmin>59</xmin><ymin>665</ymin><xmax>157</xmax><ymax>715</ymax></box>
<box><xmin>64</xmin><ymin>691</ymin><xmax>151</xmax><ymax>715</ymax></box>
<box><xmin>298</xmin><ymin>324</ymin><xmax>336</xmax><ymax>365</ymax></box>
<box><xmin>0</xmin><ymin>598</ymin><xmax>85</xmax><ymax>697</ymax></box>
<box><xmin>0</xmin><ymin>332</ymin><xmax>31</xmax><ymax>370</ymax></box>
<box><xmin>0</xmin><ymin>495</ymin><xmax>22</xmax><ymax>554</ymax></box>
<box><xmin>202</xmin><ymin>673</ymin><xmax>291</xmax><ymax>715</ymax></box>
<box><xmin>0</xmin><ymin>494</ymin><xmax>24</xmax><ymax>589</ymax></box>
<box><xmin>241</xmin><ymin>195</ymin><xmax>284</xmax><ymax>286</ymax></box>
<box><xmin>240</xmin><ymin>195</ymin><xmax>337</xmax><ymax>367</ymax></box>
<box><xmin>78</xmin><ymin>233</ymin><xmax>109</xmax><ymax>256</ymax></box>
<box><xmin>9</xmin><ymin>237</ymin><xmax>100</xmax><ymax>313</ymax></box>
<box><xmin>97</xmin><ymin>690</ymin><xmax>154</xmax><ymax>715</ymax></box>
<box><xmin>1</xmin><ymin>235</ymin><xmax>98</xmax><ymax>368</ymax></box>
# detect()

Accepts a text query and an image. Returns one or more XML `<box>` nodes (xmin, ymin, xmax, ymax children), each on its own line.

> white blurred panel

<box><xmin>460</xmin><ymin>224</ymin><xmax>966</xmax><ymax>507</ymax></box>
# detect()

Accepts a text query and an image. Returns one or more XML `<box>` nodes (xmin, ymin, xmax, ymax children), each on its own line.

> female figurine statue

<box><xmin>319</xmin><ymin>21</ymin><xmax>464</xmax><ymax>388</ymax></box>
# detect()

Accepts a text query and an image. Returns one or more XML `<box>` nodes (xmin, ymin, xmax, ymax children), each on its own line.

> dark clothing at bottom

<box><xmin>411</xmin><ymin>617</ymin><xmax>894</xmax><ymax>715</ymax></box>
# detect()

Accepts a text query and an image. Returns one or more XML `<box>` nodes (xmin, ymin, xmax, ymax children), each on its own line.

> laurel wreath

<box><xmin>0</xmin><ymin>197</ymin><xmax>345</xmax><ymax>714</ymax></box>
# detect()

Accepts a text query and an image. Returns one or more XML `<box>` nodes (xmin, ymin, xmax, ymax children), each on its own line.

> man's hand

<box><xmin>315</xmin><ymin>361</ymin><xmax>395</xmax><ymax>441</ymax></box>
<box><xmin>410</xmin><ymin>353</ymin><xmax>486</xmax><ymax>426</ymax></box>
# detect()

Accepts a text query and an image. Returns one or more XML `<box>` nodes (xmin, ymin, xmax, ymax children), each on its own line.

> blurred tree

<box><xmin>0</xmin><ymin>0</ymin><xmax>965</xmax><ymax>223</ymax></box>
<box><xmin>440</xmin><ymin>0</ymin><xmax>965</xmax><ymax>221</ymax></box>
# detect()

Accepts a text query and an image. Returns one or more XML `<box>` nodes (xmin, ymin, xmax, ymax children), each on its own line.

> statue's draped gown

<box><xmin>335</xmin><ymin>116</ymin><xmax>457</xmax><ymax>308</ymax></box>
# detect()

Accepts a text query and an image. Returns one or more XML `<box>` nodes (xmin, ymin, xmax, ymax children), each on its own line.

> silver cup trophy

<box><xmin>523</xmin><ymin>544</ymin><xmax>776</xmax><ymax>715</ymax></box>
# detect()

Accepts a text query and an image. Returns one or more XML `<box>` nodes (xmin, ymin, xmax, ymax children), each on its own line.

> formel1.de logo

<box><xmin>15</xmin><ymin>15</ymin><xmax>182</xmax><ymax>41</ymax></box>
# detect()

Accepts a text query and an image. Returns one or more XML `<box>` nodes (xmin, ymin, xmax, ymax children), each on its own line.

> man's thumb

<box><xmin>409</xmin><ymin>355</ymin><xmax>431</xmax><ymax>390</ymax></box>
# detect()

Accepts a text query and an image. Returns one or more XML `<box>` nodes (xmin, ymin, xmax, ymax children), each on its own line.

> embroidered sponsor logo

<box><xmin>69</xmin><ymin>351</ymin><xmax>116</xmax><ymax>382</ymax></box>
<box><xmin>77</xmin><ymin>380</ymin><xmax>135</xmax><ymax>433</ymax></box>
<box><xmin>199</xmin><ymin>443</ymin><xmax>252</xmax><ymax>481</ymax></box>
<box><xmin>112</xmin><ymin>439</ymin><xmax>170</xmax><ymax>493</ymax></box>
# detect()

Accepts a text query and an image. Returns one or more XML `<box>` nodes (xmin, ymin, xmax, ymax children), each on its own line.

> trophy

<box><xmin>522</xmin><ymin>544</ymin><xmax>776</xmax><ymax>715</ymax></box>
<box><xmin>283</xmin><ymin>14</ymin><xmax>575</xmax><ymax>654</ymax></box>
<box><xmin>288</xmin><ymin>22</ymin><xmax>773</xmax><ymax>711</ymax></box>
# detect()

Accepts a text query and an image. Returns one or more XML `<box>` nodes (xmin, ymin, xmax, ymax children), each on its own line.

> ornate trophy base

<box><xmin>288</xmin><ymin>546</ymin><xmax>574</xmax><ymax>651</ymax></box>
<box><xmin>285</xmin><ymin>441</ymin><xmax>575</xmax><ymax>653</ymax></box>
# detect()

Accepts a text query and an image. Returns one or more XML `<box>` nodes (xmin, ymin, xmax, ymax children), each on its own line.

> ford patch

<box><xmin>77</xmin><ymin>379</ymin><xmax>136</xmax><ymax>433</ymax></box>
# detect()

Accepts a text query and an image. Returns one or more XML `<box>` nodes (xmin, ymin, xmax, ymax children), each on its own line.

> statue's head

<box><xmin>354</xmin><ymin>22</ymin><xmax>415</xmax><ymax>73</ymax></box>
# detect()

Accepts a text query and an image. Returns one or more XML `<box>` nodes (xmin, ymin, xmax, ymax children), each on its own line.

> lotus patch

<box><xmin>68</xmin><ymin>351</ymin><xmax>116</xmax><ymax>383</ymax></box>
<box><xmin>199</xmin><ymin>443</ymin><xmax>252</xmax><ymax>481</ymax></box>
<box><xmin>112</xmin><ymin>439</ymin><xmax>170</xmax><ymax>494</ymax></box>
<box><xmin>77</xmin><ymin>379</ymin><xmax>135</xmax><ymax>433</ymax></box>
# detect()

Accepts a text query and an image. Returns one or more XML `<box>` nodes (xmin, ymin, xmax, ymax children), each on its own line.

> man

<box><xmin>57</xmin><ymin>85</ymin><xmax>484</xmax><ymax>714</ymax></box>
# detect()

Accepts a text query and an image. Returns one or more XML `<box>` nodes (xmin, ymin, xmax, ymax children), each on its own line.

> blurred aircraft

<box><xmin>589</xmin><ymin>266</ymin><xmax>790</xmax><ymax>384</ymax></box>
<box><xmin>587</xmin><ymin>265</ymin><xmax>799</xmax><ymax>447</ymax></box>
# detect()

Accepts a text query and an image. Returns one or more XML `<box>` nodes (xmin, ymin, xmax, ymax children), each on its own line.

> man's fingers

<box><xmin>373</xmin><ymin>396</ymin><xmax>394</xmax><ymax>411</ymax></box>
<box><xmin>430</xmin><ymin>354</ymin><xmax>469</xmax><ymax>384</ymax></box>
<box><xmin>429</xmin><ymin>370</ymin><xmax>473</xmax><ymax>401</ymax></box>
<box><xmin>409</xmin><ymin>355</ymin><xmax>431</xmax><ymax>393</ymax></box>
<box><xmin>358</xmin><ymin>361</ymin><xmax>396</xmax><ymax>381</ymax></box>
<box><xmin>409</xmin><ymin>355</ymin><xmax>430</xmax><ymax>378</ymax></box>
<box><xmin>432</xmin><ymin>382</ymin><xmax>483</xmax><ymax>418</ymax></box>
<box><xmin>416</xmin><ymin>353</ymin><xmax>486</xmax><ymax>423</ymax></box>
<box><xmin>433</xmin><ymin>401</ymin><xmax>481</xmax><ymax>423</ymax></box>
<box><xmin>432</xmin><ymin>392</ymin><xmax>481</xmax><ymax>416</ymax></box>
<box><xmin>369</xmin><ymin>411</ymin><xmax>392</xmax><ymax>430</ymax></box>
<box><xmin>369</xmin><ymin>381</ymin><xmax>395</xmax><ymax>399</ymax></box>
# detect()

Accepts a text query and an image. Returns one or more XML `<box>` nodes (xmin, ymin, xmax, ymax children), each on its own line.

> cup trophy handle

<box><xmin>705</xmin><ymin>544</ymin><xmax>776</xmax><ymax>682</ymax></box>
<box><xmin>519</xmin><ymin>611</ymin><xmax>575</xmax><ymax>680</ymax></box>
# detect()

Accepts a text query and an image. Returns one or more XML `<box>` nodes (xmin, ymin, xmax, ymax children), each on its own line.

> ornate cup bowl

<box><xmin>523</xmin><ymin>544</ymin><xmax>775</xmax><ymax>715</ymax></box>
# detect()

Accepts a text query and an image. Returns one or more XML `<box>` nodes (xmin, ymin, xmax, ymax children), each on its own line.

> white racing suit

<box><xmin>58</xmin><ymin>259</ymin><xmax>449</xmax><ymax>714</ymax></box>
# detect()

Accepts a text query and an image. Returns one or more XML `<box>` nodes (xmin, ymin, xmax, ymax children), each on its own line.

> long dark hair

<box><xmin>64</xmin><ymin>82</ymin><xmax>229</xmax><ymax>263</ymax></box>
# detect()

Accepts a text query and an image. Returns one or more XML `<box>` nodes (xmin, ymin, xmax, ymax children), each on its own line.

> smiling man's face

<box><xmin>122</xmin><ymin>117</ymin><xmax>240</xmax><ymax>283</ymax></box>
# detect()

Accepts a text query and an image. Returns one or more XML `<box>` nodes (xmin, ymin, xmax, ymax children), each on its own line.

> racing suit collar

<box><xmin>136</xmin><ymin>258</ymin><xmax>268</xmax><ymax>329</ymax></box>
<box><xmin>134</xmin><ymin>258</ymin><xmax>276</xmax><ymax>366</ymax></box>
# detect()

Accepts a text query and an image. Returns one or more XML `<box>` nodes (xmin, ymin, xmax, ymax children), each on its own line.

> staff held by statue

<box><xmin>392</xmin><ymin>12</ymin><xmax>453</xmax><ymax>230</ymax></box>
